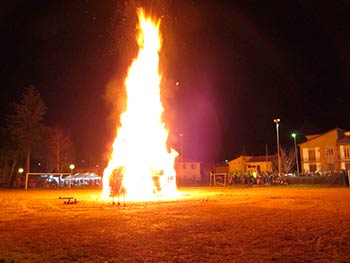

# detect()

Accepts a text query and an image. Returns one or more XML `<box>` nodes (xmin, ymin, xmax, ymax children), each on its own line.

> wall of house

<box><xmin>228</xmin><ymin>156</ymin><xmax>273</xmax><ymax>173</ymax></box>
<box><xmin>300</xmin><ymin>129</ymin><xmax>342</xmax><ymax>173</ymax></box>
<box><xmin>245</xmin><ymin>161</ymin><xmax>273</xmax><ymax>173</ymax></box>
<box><xmin>175</xmin><ymin>161</ymin><xmax>201</xmax><ymax>183</ymax></box>
<box><xmin>228</xmin><ymin>156</ymin><xmax>245</xmax><ymax>172</ymax></box>
<box><xmin>339</xmin><ymin>145</ymin><xmax>350</xmax><ymax>170</ymax></box>
<box><xmin>213</xmin><ymin>164</ymin><xmax>229</xmax><ymax>173</ymax></box>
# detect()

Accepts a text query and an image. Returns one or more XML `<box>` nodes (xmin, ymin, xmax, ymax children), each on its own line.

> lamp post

<box><xmin>69</xmin><ymin>164</ymin><xmax>75</xmax><ymax>188</ymax></box>
<box><xmin>273</xmin><ymin>118</ymin><xmax>281</xmax><ymax>175</ymax></box>
<box><xmin>18</xmin><ymin>168</ymin><xmax>24</xmax><ymax>189</ymax></box>
<box><xmin>69</xmin><ymin>164</ymin><xmax>75</xmax><ymax>174</ymax></box>
<box><xmin>179</xmin><ymin>133</ymin><xmax>184</xmax><ymax>162</ymax></box>
<box><xmin>291</xmin><ymin>133</ymin><xmax>300</xmax><ymax>176</ymax></box>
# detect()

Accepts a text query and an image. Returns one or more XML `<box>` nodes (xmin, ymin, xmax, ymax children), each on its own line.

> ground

<box><xmin>0</xmin><ymin>186</ymin><xmax>349</xmax><ymax>263</ymax></box>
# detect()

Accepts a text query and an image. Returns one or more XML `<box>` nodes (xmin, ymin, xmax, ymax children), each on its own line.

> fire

<box><xmin>102</xmin><ymin>9</ymin><xmax>178</xmax><ymax>201</ymax></box>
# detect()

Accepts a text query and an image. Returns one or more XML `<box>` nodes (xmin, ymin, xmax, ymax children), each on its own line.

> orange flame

<box><xmin>102</xmin><ymin>9</ymin><xmax>178</xmax><ymax>201</ymax></box>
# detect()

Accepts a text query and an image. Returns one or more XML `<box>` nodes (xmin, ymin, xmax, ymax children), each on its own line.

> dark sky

<box><xmin>1</xmin><ymin>0</ymin><xmax>350</xmax><ymax>165</ymax></box>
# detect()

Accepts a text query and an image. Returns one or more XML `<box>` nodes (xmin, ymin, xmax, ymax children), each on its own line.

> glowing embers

<box><xmin>102</xmin><ymin>9</ymin><xmax>178</xmax><ymax>201</ymax></box>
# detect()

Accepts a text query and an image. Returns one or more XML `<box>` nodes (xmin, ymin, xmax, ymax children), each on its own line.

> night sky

<box><xmin>1</xmin><ymin>0</ymin><xmax>350</xmax><ymax>165</ymax></box>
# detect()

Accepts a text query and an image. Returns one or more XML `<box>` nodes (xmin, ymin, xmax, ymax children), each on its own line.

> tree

<box><xmin>47</xmin><ymin>125</ymin><xmax>75</xmax><ymax>172</ymax></box>
<box><xmin>0</xmin><ymin>131</ymin><xmax>21</xmax><ymax>187</ymax></box>
<box><xmin>5</xmin><ymin>85</ymin><xmax>47</xmax><ymax>183</ymax></box>
<box><xmin>280</xmin><ymin>147</ymin><xmax>296</xmax><ymax>174</ymax></box>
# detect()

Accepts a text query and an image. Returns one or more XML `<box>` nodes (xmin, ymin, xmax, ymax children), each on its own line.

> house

<box><xmin>213</xmin><ymin>162</ymin><xmax>229</xmax><ymax>173</ymax></box>
<box><xmin>337</xmin><ymin>131</ymin><xmax>350</xmax><ymax>170</ymax></box>
<box><xmin>227</xmin><ymin>155</ymin><xmax>276</xmax><ymax>174</ymax></box>
<box><xmin>299</xmin><ymin>128</ymin><xmax>350</xmax><ymax>173</ymax></box>
<box><xmin>175</xmin><ymin>161</ymin><xmax>201</xmax><ymax>185</ymax></box>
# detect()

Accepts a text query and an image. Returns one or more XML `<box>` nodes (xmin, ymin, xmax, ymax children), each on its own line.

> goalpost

<box><xmin>209</xmin><ymin>172</ymin><xmax>228</xmax><ymax>186</ymax></box>
<box><xmin>25</xmin><ymin>172</ymin><xmax>71</xmax><ymax>190</ymax></box>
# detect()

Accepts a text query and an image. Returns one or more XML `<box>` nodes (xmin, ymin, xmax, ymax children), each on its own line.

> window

<box><xmin>344</xmin><ymin>147</ymin><xmax>350</xmax><ymax>159</ymax></box>
<box><xmin>191</xmin><ymin>163</ymin><xmax>196</xmax><ymax>169</ymax></box>
<box><xmin>326</xmin><ymin>147</ymin><xmax>335</xmax><ymax>163</ymax></box>
<box><xmin>325</xmin><ymin>148</ymin><xmax>334</xmax><ymax>156</ymax></box>
<box><xmin>182</xmin><ymin>163</ymin><xmax>187</xmax><ymax>169</ymax></box>
<box><xmin>308</xmin><ymin>149</ymin><xmax>316</xmax><ymax>161</ymax></box>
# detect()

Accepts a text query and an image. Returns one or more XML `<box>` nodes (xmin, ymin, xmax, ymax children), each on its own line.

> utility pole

<box><xmin>291</xmin><ymin>133</ymin><xmax>300</xmax><ymax>176</ymax></box>
<box><xmin>274</xmin><ymin>118</ymin><xmax>281</xmax><ymax>175</ymax></box>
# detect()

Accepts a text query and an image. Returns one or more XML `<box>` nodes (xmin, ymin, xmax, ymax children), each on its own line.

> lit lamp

<box><xmin>291</xmin><ymin>133</ymin><xmax>300</xmax><ymax>176</ymax></box>
<box><xmin>18</xmin><ymin>168</ymin><xmax>24</xmax><ymax>189</ymax></box>
<box><xmin>273</xmin><ymin>118</ymin><xmax>281</xmax><ymax>175</ymax></box>
<box><xmin>69</xmin><ymin>164</ymin><xmax>75</xmax><ymax>188</ymax></box>
<box><xmin>69</xmin><ymin>164</ymin><xmax>75</xmax><ymax>174</ymax></box>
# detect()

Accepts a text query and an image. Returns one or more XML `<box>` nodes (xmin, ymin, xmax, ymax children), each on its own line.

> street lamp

<box><xmin>69</xmin><ymin>164</ymin><xmax>75</xmax><ymax>188</ymax></box>
<box><xmin>69</xmin><ymin>164</ymin><xmax>75</xmax><ymax>174</ymax></box>
<box><xmin>179</xmin><ymin>133</ymin><xmax>184</xmax><ymax>162</ymax></box>
<box><xmin>273</xmin><ymin>118</ymin><xmax>281</xmax><ymax>175</ymax></box>
<box><xmin>18</xmin><ymin>168</ymin><xmax>24</xmax><ymax>189</ymax></box>
<box><xmin>291</xmin><ymin>133</ymin><xmax>300</xmax><ymax>176</ymax></box>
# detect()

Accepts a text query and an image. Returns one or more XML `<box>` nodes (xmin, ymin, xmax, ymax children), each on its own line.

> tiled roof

<box><xmin>305</xmin><ymin>134</ymin><xmax>320</xmax><ymax>140</ymax></box>
<box><xmin>301</xmin><ymin>128</ymin><xmax>345</xmax><ymax>145</ymax></box>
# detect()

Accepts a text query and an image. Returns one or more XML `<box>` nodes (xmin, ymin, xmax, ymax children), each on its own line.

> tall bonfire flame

<box><xmin>102</xmin><ymin>9</ymin><xmax>179</xmax><ymax>201</ymax></box>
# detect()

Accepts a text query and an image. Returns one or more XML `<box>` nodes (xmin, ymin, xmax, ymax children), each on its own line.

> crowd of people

<box><xmin>226</xmin><ymin>172</ymin><xmax>288</xmax><ymax>186</ymax></box>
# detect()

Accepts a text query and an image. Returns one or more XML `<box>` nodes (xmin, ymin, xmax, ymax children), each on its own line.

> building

<box><xmin>227</xmin><ymin>155</ymin><xmax>276</xmax><ymax>174</ymax></box>
<box><xmin>299</xmin><ymin>128</ymin><xmax>350</xmax><ymax>173</ymax></box>
<box><xmin>337</xmin><ymin>132</ymin><xmax>350</xmax><ymax>170</ymax></box>
<box><xmin>175</xmin><ymin>161</ymin><xmax>201</xmax><ymax>185</ymax></box>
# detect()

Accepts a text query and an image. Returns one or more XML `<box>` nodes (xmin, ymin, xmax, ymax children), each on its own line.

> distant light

<box><xmin>69</xmin><ymin>164</ymin><xmax>75</xmax><ymax>170</ymax></box>
<box><xmin>175</xmin><ymin>81</ymin><xmax>180</xmax><ymax>86</ymax></box>
<box><xmin>38</xmin><ymin>162</ymin><xmax>41</xmax><ymax>166</ymax></box>
<box><xmin>273</xmin><ymin>118</ymin><xmax>280</xmax><ymax>124</ymax></box>
<box><xmin>225</xmin><ymin>159</ymin><xmax>228</xmax><ymax>163</ymax></box>
<box><xmin>291</xmin><ymin>133</ymin><xmax>296</xmax><ymax>138</ymax></box>
<box><xmin>18</xmin><ymin>168</ymin><xmax>24</xmax><ymax>174</ymax></box>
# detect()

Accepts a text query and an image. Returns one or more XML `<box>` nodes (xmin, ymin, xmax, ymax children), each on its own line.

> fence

<box><xmin>208</xmin><ymin>171</ymin><xmax>350</xmax><ymax>187</ymax></box>
<box><xmin>275</xmin><ymin>172</ymin><xmax>349</xmax><ymax>186</ymax></box>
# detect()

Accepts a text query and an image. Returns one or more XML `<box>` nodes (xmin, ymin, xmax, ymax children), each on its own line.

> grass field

<box><xmin>0</xmin><ymin>186</ymin><xmax>350</xmax><ymax>263</ymax></box>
